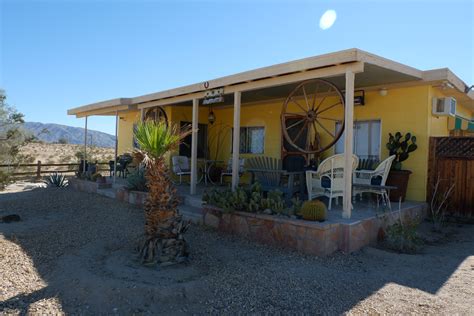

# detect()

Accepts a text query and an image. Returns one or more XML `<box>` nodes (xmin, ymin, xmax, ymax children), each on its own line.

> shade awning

<box><xmin>449</xmin><ymin>116</ymin><xmax>474</xmax><ymax>132</ymax></box>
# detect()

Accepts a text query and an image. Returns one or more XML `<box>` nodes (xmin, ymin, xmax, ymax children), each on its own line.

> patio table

<box><xmin>352</xmin><ymin>183</ymin><xmax>397</xmax><ymax>210</ymax></box>
<box><xmin>198</xmin><ymin>159</ymin><xmax>223</xmax><ymax>185</ymax></box>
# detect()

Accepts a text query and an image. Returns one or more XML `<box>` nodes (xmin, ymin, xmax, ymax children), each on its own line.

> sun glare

<box><xmin>319</xmin><ymin>9</ymin><xmax>337</xmax><ymax>30</ymax></box>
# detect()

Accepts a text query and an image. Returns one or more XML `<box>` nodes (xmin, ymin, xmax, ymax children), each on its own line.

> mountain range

<box><xmin>23</xmin><ymin>122</ymin><xmax>116</xmax><ymax>148</ymax></box>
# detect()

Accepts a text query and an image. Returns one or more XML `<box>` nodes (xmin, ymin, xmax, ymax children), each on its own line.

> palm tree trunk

<box><xmin>139</xmin><ymin>158</ymin><xmax>189</xmax><ymax>266</ymax></box>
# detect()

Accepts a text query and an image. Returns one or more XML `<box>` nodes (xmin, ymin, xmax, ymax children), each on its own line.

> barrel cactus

<box><xmin>300</xmin><ymin>200</ymin><xmax>327</xmax><ymax>221</ymax></box>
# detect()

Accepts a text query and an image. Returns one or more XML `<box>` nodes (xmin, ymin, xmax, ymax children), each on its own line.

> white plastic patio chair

<box><xmin>220</xmin><ymin>158</ymin><xmax>245</xmax><ymax>185</ymax></box>
<box><xmin>353</xmin><ymin>155</ymin><xmax>396</xmax><ymax>209</ymax></box>
<box><xmin>171</xmin><ymin>156</ymin><xmax>191</xmax><ymax>185</ymax></box>
<box><xmin>306</xmin><ymin>154</ymin><xmax>359</xmax><ymax>210</ymax></box>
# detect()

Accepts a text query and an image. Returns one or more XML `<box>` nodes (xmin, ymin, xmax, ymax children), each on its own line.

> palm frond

<box><xmin>133</xmin><ymin>120</ymin><xmax>191</xmax><ymax>161</ymax></box>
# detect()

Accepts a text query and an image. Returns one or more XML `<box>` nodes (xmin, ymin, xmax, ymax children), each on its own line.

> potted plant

<box><xmin>385</xmin><ymin>132</ymin><xmax>418</xmax><ymax>202</ymax></box>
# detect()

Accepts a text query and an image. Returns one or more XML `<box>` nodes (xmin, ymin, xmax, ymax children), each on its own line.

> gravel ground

<box><xmin>1</xmin><ymin>184</ymin><xmax>473</xmax><ymax>315</ymax></box>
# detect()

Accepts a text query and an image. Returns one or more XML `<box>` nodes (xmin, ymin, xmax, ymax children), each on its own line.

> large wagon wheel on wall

<box><xmin>281</xmin><ymin>79</ymin><xmax>345</xmax><ymax>155</ymax></box>
<box><xmin>144</xmin><ymin>106</ymin><xmax>168</xmax><ymax>126</ymax></box>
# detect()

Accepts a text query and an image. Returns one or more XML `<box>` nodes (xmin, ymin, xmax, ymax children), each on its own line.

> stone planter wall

<box><xmin>203</xmin><ymin>203</ymin><xmax>427</xmax><ymax>256</ymax></box>
<box><xmin>341</xmin><ymin>204</ymin><xmax>427</xmax><ymax>253</ymax></box>
<box><xmin>69</xmin><ymin>178</ymin><xmax>111</xmax><ymax>193</ymax></box>
<box><xmin>116</xmin><ymin>188</ymin><xmax>148</xmax><ymax>207</ymax></box>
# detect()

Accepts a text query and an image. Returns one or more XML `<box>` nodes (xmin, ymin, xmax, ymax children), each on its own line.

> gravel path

<box><xmin>1</xmin><ymin>185</ymin><xmax>473</xmax><ymax>315</ymax></box>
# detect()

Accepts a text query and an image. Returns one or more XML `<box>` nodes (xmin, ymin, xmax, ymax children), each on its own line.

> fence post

<box><xmin>36</xmin><ymin>161</ymin><xmax>42</xmax><ymax>180</ymax></box>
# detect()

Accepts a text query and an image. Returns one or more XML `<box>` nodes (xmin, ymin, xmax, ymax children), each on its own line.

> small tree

<box><xmin>0</xmin><ymin>89</ymin><xmax>32</xmax><ymax>189</ymax></box>
<box><xmin>133</xmin><ymin>120</ymin><xmax>192</xmax><ymax>266</ymax></box>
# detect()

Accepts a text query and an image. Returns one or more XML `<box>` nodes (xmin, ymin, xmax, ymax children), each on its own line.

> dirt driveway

<box><xmin>1</xmin><ymin>185</ymin><xmax>473</xmax><ymax>315</ymax></box>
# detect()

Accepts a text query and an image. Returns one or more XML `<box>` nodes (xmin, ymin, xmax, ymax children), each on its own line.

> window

<box><xmin>232</xmin><ymin>127</ymin><xmax>265</xmax><ymax>154</ymax></box>
<box><xmin>335</xmin><ymin>120</ymin><xmax>381</xmax><ymax>160</ymax></box>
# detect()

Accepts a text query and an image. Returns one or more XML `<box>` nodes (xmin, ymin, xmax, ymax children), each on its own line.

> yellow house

<box><xmin>68</xmin><ymin>49</ymin><xmax>474</xmax><ymax>218</ymax></box>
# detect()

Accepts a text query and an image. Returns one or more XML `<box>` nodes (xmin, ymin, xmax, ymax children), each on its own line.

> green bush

<box><xmin>299</xmin><ymin>200</ymin><xmax>327</xmax><ymax>221</ymax></box>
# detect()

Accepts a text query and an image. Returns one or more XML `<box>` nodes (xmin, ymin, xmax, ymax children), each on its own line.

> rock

<box><xmin>263</xmin><ymin>209</ymin><xmax>272</xmax><ymax>215</ymax></box>
<box><xmin>0</xmin><ymin>214</ymin><xmax>21</xmax><ymax>223</ymax></box>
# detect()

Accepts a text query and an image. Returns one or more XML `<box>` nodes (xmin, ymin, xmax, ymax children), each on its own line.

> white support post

<box><xmin>83</xmin><ymin>116</ymin><xmax>88</xmax><ymax>173</ymax></box>
<box><xmin>190</xmin><ymin>99</ymin><xmax>199</xmax><ymax>195</ymax></box>
<box><xmin>113</xmin><ymin>111</ymin><xmax>118</xmax><ymax>185</ymax></box>
<box><xmin>232</xmin><ymin>91</ymin><xmax>242</xmax><ymax>191</ymax></box>
<box><xmin>343</xmin><ymin>70</ymin><xmax>355</xmax><ymax>218</ymax></box>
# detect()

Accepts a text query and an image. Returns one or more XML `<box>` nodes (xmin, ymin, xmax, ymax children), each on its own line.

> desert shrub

<box><xmin>126</xmin><ymin>168</ymin><xmax>147</xmax><ymax>191</ymax></box>
<box><xmin>299</xmin><ymin>200</ymin><xmax>327</xmax><ymax>221</ymax></box>
<box><xmin>57</xmin><ymin>137</ymin><xmax>68</xmax><ymax>144</ymax></box>
<box><xmin>0</xmin><ymin>170</ymin><xmax>12</xmax><ymax>190</ymax></box>
<box><xmin>429</xmin><ymin>175</ymin><xmax>454</xmax><ymax>231</ymax></box>
<box><xmin>91</xmin><ymin>172</ymin><xmax>102</xmax><ymax>182</ymax></box>
<box><xmin>383</xmin><ymin>217</ymin><xmax>422</xmax><ymax>253</ymax></box>
<box><xmin>45</xmin><ymin>172</ymin><xmax>68</xmax><ymax>187</ymax></box>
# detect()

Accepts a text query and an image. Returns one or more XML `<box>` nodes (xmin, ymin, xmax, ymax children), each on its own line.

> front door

<box><xmin>179</xmin><ymin>121</ymin><xmax>208</xmax><ymax>158</ymax></box>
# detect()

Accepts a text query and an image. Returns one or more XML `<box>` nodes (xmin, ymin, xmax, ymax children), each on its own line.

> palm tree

<box><xmin>133</xmin><ymin>120</ymin><xmax>191</xmax><ymax>266</ymax></box>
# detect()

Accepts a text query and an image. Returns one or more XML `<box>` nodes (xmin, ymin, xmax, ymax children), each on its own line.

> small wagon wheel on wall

<box><xmin>144</xmin><ymin>106</ymin><xmax>168</xmax><ymax>127</ymax></box>
<box><xmin>281</xmin><ymin>79</ymin><xmax>345</xmax><ymax>155</ymax></box>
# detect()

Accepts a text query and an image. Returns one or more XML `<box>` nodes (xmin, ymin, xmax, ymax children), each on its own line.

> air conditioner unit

<box><xmin>432</xmin><ymin>97</ymin><xmax>456</xmax><ymax>116</ymax></box>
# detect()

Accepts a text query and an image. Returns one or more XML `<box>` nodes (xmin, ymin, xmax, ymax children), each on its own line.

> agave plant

<box><xmin>133</xmin><ymin>120</ymin><xmax>191</xmax><ymax>266</ymax></box>
<box><xmin>386</xmin><ymin>132</ymin><xmax>418</xmax><ymax>170</ymax></box>
<box><xmin>45</xmin><ymin>172</ymin><xmax>68</xmax><ymax>187</ymax></box>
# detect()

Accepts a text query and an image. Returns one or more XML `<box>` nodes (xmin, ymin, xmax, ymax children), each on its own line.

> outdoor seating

<box><xmin>306</xmin><ymin>154</ymin><xmax>359</xmax><ymax>210</ymax></box>
<box><xmin>171</xmin><ymin>155</ymin><xmax>191</xmax><ymax>185</ymax></box>
<box><xmin>353</xmin><ymin>155</ymin><xmax>396</xmax><ymax>209</ymax></box>
<box><xmin>220</xmin><ymin>158</ymin><xmax>246</xmax><ymax>185</ymax></box>
<box><xmin>108</xmin><ymin>155</ymin><xmax>132</xmax><ymax>178</ymax></box>
<box><xmin>247</xmin><ymin>156</ymin><xmax>304</xmax><ymax>202</ymax></box>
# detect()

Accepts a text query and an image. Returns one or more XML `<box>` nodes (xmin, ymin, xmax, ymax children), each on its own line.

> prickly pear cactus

<box><xmin>386</xmin><ymin>132</ymin><xmax>418</xmax><ymax>170</ymax></box>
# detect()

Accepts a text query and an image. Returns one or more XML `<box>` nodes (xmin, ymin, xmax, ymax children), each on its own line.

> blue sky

<box><xmin>1</xmin><ymin>0</ymin><xmax>473</xmax><ymax>135</ymax></box>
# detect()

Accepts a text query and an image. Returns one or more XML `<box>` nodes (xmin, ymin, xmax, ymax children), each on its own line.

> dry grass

<box><xmin>18</xmin><ymin>143</ymin><xmax>115</xmax><ymax>165</ymax></box>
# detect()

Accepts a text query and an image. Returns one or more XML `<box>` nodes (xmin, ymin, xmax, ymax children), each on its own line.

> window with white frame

<box><xmin>232</xmin><ymin>127</ymin><xmax>265</xmax><ymax>154</ymax></box>
<box><xmin>335</xmin><ymin>120</ymin><xmax>381</xmax><ymax>160</ymax></box>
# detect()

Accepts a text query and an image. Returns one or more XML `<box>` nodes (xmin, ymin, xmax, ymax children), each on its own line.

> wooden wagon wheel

<box><xmin>144</xmin><ymin>106</ymin><xmax>168</xmax><ymax>126</ymax></box>
<box><xmin>281</xmin><ymin>79</ymin><xmax>345</xmax><ymax>155</ymax></box>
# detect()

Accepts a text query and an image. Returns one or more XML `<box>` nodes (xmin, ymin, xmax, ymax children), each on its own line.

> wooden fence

<box><xmin>427</xmin><ymin>137</ymin><xmax>474</xmax><ymax>218</ymax></box>
<box><xmin>0</xmin><ymin>161</ymin><xmax>111</xmax><ymax>179</ymax></box>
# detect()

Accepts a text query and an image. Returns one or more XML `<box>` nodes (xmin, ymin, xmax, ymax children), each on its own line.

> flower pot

<box><xmin>386</xmin><ymin>170</ymin><xmax>412</xmax><ymax>202</ymax></box>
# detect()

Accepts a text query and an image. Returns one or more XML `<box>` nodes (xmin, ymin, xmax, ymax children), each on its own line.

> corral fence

<box><xmin>427</xmin><ymin>137</ymin><xmax>474</xmax><ymax>218</ymax></box>
<box><xmin>0</xmin><ymin>161</ymin><xmax>111</xmax><ymax>179</ymax></box>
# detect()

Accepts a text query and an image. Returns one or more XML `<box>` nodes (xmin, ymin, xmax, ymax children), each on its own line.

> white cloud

<box><xmin>319</xmin><ymin>10</ymin><xmax>337</xmax><ymax>30</ymax></box>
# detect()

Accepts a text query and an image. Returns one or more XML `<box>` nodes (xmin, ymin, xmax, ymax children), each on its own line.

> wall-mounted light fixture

<box><xmin>208</xmin><ymin>108</ymin><xmax>216</xmax><ymax>124</ymax></box>
<box><xmin>379</xmin><ymin>88</ymin><xmax>388</xmax><ymax>96</ymax></box>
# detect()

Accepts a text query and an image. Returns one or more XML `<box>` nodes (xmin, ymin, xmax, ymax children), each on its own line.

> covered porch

<box><xmin>68</xmin><ymin>49</ymin><xmax>436</xmax><ymax>219</ymax></box>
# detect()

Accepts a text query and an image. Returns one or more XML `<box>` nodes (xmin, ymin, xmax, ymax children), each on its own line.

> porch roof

<box><xmin>67</xmin><ymin>48</ymin><xmax>474</xmax><ymax>117</ymax></box>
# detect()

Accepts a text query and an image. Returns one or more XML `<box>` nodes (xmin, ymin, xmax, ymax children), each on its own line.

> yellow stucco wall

<box><xmin>209</xmin><ymin>86</ymin><xmax>435</xmax><ymax>201</ymax></box>
<box><xmin>117</xmin><ymin>110</ymin><xmax>140</xmax><ymax>154</ymax></box>
<box><xmin>116</xmin><ymin>84</ymin><xmax>472</xmax><ymax>202</ymax></box>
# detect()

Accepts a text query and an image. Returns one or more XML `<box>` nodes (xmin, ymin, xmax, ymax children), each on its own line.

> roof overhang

<box><xmin>67</xmin><ymin>98</ymin><xmax>135</xmax><ymax>118</ymax></box>
<box><xmin>67</xmin><ymin>48</ymin><xmax>473</xmax><ymax>116</ymax></box>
